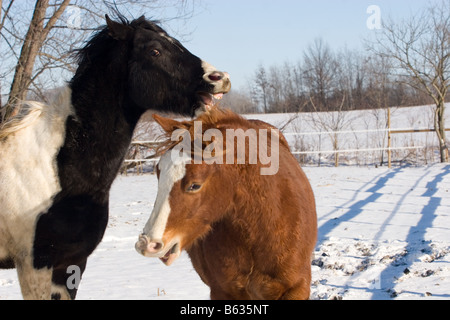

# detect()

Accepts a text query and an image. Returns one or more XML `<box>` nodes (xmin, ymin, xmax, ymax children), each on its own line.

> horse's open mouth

<box><xmin>197</xmin><ymin>92</ymin><xmax>224</xmax><ymax>110</ymax></box>
<box><xmin>159</xmin><ymin>242</ymin><xmax>180</xmax><ymax>266</ymax></box>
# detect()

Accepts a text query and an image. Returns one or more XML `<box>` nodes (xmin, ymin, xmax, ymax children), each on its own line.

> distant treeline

<box><xmin>222</xmin><ymin>38</ymin><xmax>445</xmax><ymax>114</ymax></box>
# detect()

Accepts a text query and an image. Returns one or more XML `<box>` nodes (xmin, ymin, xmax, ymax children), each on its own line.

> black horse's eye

<box><xmin>150</xmin><ymin>49</ymin><xmax>161</xmax><ymax>57</ymax></box>
<box><xmin>186</xmin><ymin>183</ymin><xmax>202</xmax><ymax>193</ymax></box>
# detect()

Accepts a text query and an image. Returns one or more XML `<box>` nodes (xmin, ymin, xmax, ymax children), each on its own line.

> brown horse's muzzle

<box><xmin>135</xmin><ymin>234</ymin><xmax>181</xmax><ymax>266</ymax></box>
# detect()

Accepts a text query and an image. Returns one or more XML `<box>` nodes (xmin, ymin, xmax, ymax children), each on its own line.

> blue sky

<box><xmin>159</xmin><ymin>0</ymin><xmax>443</xmax><ymax>90</ymax></box>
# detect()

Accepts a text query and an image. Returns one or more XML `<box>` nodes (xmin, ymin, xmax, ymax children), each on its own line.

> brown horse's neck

<box><xmin>228</xmin><ymin>170</ymin><xmax>285</xmax><ymax>247</ymax></box>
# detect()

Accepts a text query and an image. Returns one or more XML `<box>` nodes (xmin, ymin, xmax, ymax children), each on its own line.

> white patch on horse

<box><xmin>0</xmin><ymin>86</ymin><xmax>74</xmax><ymax>298</ymax></box>
<box><xmin>16</xmin><ymin>260</ymin><xmax>52</xmax><ymax>300</ymax></box>
<box><xmin>201</xmin><ymin>60</ymin><xmax>217</xmax><ymax>77</ymax></box>
<box><xmin>142</xmin><ymin>150</ymin><xmax>191</xmax><ymax>242</ymax></box>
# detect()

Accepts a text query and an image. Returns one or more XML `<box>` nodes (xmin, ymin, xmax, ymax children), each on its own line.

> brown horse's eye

<box><xmin>186</xmin><ymin>183</ymin><xmax>202</xmax><ymax>193</ymax></box>
<box><xmin>150</xmin><ymin>49</ymin><xmax>161</xmax><ymax>57</ymax></box>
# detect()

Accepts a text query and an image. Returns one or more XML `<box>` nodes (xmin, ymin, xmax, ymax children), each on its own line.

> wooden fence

<box><xmin>123</xmin><ymin>119</ymin><xmax>448</xmax><ymax>172</ymax></box>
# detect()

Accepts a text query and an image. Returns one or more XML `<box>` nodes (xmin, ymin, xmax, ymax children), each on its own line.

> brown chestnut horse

<box><xmin>136</xmin><ymin>107</ymin><xmax>317</xmax><ymax>300</ymax></box>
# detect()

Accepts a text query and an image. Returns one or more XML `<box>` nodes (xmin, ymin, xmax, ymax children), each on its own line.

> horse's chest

<box><xmin>188</xmin><ymin>233</ymin><xmax>255</xmax><ymax>294</ymax></box>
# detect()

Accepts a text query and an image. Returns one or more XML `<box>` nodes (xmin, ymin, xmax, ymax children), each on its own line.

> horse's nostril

<box><xmin>208</xmin><ymin>72</ymin><xmax>223</xmax><ymax>82</ymax></box>
<box><xmin>150</xmin><ymin>241</ymin><xmax>163</xmax><ymax>251</ymax></box>
<box><xmin>145</xmin><ymin>240</ymin><xmax>164</xmax><ymax>254</ymax></box>
<box><xmin>136</xmin><ymin>235</ymin><xmax>164</xmax><ymax>254</ymax></box>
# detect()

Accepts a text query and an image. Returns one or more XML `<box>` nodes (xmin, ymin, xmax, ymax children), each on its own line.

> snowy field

<box><xmin>1</xmin><ymin>164</ymin><xmax>449</xmax><ymax>300</ymax></box>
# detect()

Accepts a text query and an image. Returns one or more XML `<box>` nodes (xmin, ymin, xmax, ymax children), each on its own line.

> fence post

<box><xmin>388</xmin><ymin>108</ymin><xmax>392</xmax><ymax>168</ymax></box>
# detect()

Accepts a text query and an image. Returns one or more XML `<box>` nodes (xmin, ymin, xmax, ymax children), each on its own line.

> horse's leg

<box><xmin>32</xmin><ymin>197</ymin><xmax>108</xmax><ymax>300</ymax></box>
<box><xmin>50</xmin><ymin>260</ymin><xmax>87</xmax><ymax>300</ymax></box>
<box><xmin>16</xmin><ymin>258</ymin><xmax>52</xmax><ymax>300</ymax></box>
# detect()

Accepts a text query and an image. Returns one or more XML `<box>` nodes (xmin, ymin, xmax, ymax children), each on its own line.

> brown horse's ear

<box><xmin>105</xmin><ymin>15</ymin><xmax>131</xmax><ymax>41</ymax></box>
<box><xmin>153</xmin><ymin>114</ymin><xmax>188</xmax><ymax>134</ymax></box>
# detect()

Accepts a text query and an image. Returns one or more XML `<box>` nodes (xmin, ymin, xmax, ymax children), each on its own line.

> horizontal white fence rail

<box><xmin>130</xmin><ymin>140</ymin><xmax>163</xmax><ymax>144</ymax></box>
<box><xmin>283</xmin><ymin>127</ymin><xmax>439</xmax><ymax>136</ymax></box>
<box><xmin>291</xmin><ymin>146</ymin><xmax>424</xmax><ymax>155</ymax></box>
<box><xmin>123</xmin><ymin>159</ymin><xmax>159</xmax><ymax>163</ymax></box>
<box><xmin>124</xmin><ymin>127</ymin><xmax>432</xmax><ymax>164</ymax></box>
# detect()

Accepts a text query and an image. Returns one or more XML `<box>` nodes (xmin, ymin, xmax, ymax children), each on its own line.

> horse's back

<box><xmin>278</xmin><ymin>139</ymin><xmax>317</xmax><ymax>246</ymax></box>
<box><xmin>248</xmin><ymin>119</ymin><xmax>290</xmax><ymax>149</ymax></box>
<box><xmin>251</xmin><ymin>117</ymin><xmax>316</xmax><ymax>229</ymax></box>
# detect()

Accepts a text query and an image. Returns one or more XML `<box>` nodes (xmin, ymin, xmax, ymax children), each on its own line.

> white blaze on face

<box><xmin>142</xmin><ymin>150</ymin><xmax>191</xmax><ymax>242</ymax></box>
<box><xmin>202</xmin><ymin>61</ymin><xmax>218</xmax><ymax>77</ymax></box>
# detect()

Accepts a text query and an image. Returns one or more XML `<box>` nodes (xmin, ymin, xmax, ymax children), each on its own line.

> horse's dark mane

<box><xmin>71</xmin><ymin>15</ymin><xmax>165</xmax><ymax>69</ymax></box>
<box><xmin>72</xmin><ymin>28</ymin><xmax>113</xmax><ymax>67</ymax></box>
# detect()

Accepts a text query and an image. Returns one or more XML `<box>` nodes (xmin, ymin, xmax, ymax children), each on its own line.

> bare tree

<box><xmin>220</xmin><ymin>88</ymin><xmax>256</xmax><ymax>114</ymax></box>
<box><xmin>336</xmin><ymin>48</ymin><xmax>368</xmax><ymax>110</ymax></box>
<box><xmin>6</xmin><ymin>0</ymin><xmax>71</xmax><ymax>113</ymax></box>
<box><xmin>368</xmin><ymin>1</ymin><xmax>450</xmax><ymax>162</ymax></box>
<box><xmin>252</xmin><ymin>64</ymin><xmax>270</xmax><ymax>113</ymax></box>
<box><xmin>303</xmin><ymin>38</ymin><xmax>339</xmax><ymax>111</ymax></box>
<box><xmin>365</xmin><ymin>54</ymin><xmax>398</xmax><ymax>111</ymax></box>
<box><xmin>248</xmin><ymin>61</ymin><xmax>308</xmax><ymax>113</ymax></box>
<box><xmin>309</xmin><ymin>93</ymin><xmax>355</xmax><ymax>167</ymax></box>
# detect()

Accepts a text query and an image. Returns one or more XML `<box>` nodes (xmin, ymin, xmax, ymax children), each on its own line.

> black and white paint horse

<box><xmin>0</xmin><ymin>15</ymin><xmax>230</xmax><ymax>300</ymax></box>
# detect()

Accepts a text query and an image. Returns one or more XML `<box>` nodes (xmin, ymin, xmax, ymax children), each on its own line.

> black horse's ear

<box><xmin>105</xmin><ymin>14</ymin><xmax>130</xmax><ymax>41</ymax></box>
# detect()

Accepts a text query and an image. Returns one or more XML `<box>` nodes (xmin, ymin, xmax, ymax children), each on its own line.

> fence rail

<box><xmin>291</xmin><ymin>146</ymin><xmax>424</xmax><ymax>155</ymax></box>
<box><xmin>123</xmin><ymin>159</ymin><xmax>158</xmax><ymax>163</ymax></box>
<box><xmin>284</xmin><ymin>128</ymin><xmax>450</xmax><ymax>136</ymax></box>
<box><xmin>123</xmin><ymin>124</ymin><xmax>444</xmax><ymax>172</ymax></box>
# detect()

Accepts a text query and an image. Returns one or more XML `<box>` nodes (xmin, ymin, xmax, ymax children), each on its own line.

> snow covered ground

<box><xmin>1</xmin><ymin>164</ymin><xmax>449</xmax><ymax>300</ymax></box>
<box><xmin>310</xmin><ymin>164</ymin><xmax>450</xmax><ymax>300</ymax></box>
